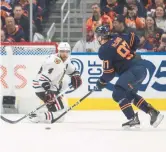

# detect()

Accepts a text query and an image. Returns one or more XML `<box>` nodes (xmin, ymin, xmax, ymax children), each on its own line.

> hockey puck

<box><xmin>45</xmin><ymin>127</ymin><xmax>51</xmax><ymax>130</ymax></box>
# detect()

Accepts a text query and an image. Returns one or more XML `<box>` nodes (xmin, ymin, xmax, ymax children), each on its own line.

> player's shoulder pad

<box><xmin>98</xmin><ymin>41</ymin><xmax>113</xmax><ymax>60</ymax></box>
<box><xmin>63</xmin><ymin>56</ymin><xmax>71</xmax><ymax>64</ymax></box>
<box><xmin>44</xmin><ymin>54</ymin><xmax>62</xmax><ymax>65</ymax></box>
<box><xmin>129</xmin><ymin>32</ymin><xmax>140</xmax><ymax>42</ymax></box>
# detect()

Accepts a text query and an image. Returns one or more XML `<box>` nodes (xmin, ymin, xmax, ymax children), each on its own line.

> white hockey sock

<box><xmin>30</xmin><ymin>110</ymin><xmax>65</xmax><ymax>123</ymax></box>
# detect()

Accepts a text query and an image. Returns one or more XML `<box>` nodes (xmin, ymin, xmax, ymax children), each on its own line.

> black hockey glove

<box><xmin>71</xmin><ymin>75</ymin><xmax>82</xmax><ymax>89</ymax></box>
<box><xmin>96</xmin><ymin>79</ymin><xmax>107</xmax><ymax>90</ymax></box>
<box><xmin>45</xmin><ymin>90</ymin><xmax>56</xmax><ymax>104</ymax></box>
<box><xmin>42</xmin><ymin>82</ymin><xmax>51</xmax><ymax>91</ymax></box>
<box><xmin>71</xmin><ymin>71</ymin><xmax>82</xmax><ymax>89</ymax></box>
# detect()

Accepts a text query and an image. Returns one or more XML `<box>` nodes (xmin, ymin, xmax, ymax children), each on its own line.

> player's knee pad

<box><xmin>46</xmin><ymin>95</ymin><xmax>67</xmax><ymax>112</ymax></box>
<box><xmin>112</xmin><ymin>85</ymin><xmax>127</xmax><ymax>103</ymax></box>
<box><xmin>126</xmin><ymin>91</ymin><xmax>136</xmax><ymax>103</ymax></box>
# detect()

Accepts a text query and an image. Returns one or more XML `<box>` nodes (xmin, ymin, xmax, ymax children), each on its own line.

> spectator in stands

<box><xmin>143</xmin><ymin>0</ymin><xmax>152</xmax><ymax>8</ymax></box>
<box><xmin>157</xmin><ymin>32</ymin><xmax>166</xmax><ymax>51</ymax></box>
<box><xmin>86</xmin><ymin>3</ymin><xmax>113</xmax><ymax>32</ymax></box>
<box><xmin>17</xmin><ymin>0</ymin><xmax>43</xmax><ymax>33</ymax></box>
<box><xmin>154</xmin><ymin>6</ymin><xmax>166</xmax><ymax>31</ymax></box>
<box><xmin>0</xmin><ymin>0</ymin><xmax>12</xmax><ymax>14</ymax></box>
<box><xmin>13</xmin><ymin>4</ymin><xmax>30</xmax><ymax>41</ymax></box>
<box><xmin>126</xmin><ymin>0</ymin><xmax>147</xmax><ymax>17</ymax></box>
<box><xmin>0</xmin><ymin>19</ymin><xmax>2</xmax><ymax>29</ymax></box>
<box><xmin>0</xmin><ymin>0</ymin><xmax>12</xmax><ymax>26</ymax></box>
<box><xmin>38</xmin><ymin>0</ymin><xmax>52</xmax><ymax>17</ymax></box>
<box><xmin>112</xmin><ymin>14</ymin><xmax>138</xmax><ymax>34</ymax></box>
<box><xmin>0</xmin><ymin>29</ymin><xmax>6</xmax><ymax>42</ymax></box>
<box><xmin>139</xmin><ymin>16</ymin><xmax>164</xmax><ymax>51</ymax></box>
<box><xmin>0</xmin><ymin>10</ymin><xmax>8</xmax><ymax>27</ymax></box>
<box><xmin>126</xmin><ymin>0</ymin><xmax>136</xmax><ymax>6</ymax></box>
<box><xmin>37</xmin><ymin>0</ymin><xmax>46</xmax><ymax>11</ymax></box>
<box><xmin>3</xmin><ymin>16</ymin><xmax>25</xmax><ymax>42</ymax></box>
<box><xmin>147</xmin><ymin>0</ymin><xmax>166</xmax><ymax>11</ymax></box>
<box><xmin>125</xmin><ymin>5</ymin><xmax>145</xmax><ymax>30</ymax></box>
<box><xmin>26</xmin><ymin>0</ymin><xmax>43</xmax><ymax>33</ymax></box>
<box><xmin>72</xmin><ymin>25</ymin><xmax>100</xmax><ymax>52</ymax></box>
<box><xmin>100</xmin><ymin>0</ymin><xmax>125</xmax><ymax>20</ymax></box>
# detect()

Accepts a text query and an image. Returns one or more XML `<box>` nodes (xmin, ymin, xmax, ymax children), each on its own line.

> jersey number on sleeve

<box><xmin>38</xmin><ymin>67</ymin><xmax>43</xmax><ymax>74</ymax></box>
<box><xmin>48</xmin><ymin>68</ymin><xmax>54</xmax><ymax>74</ymax></box>
<box><xmin>38</xmin><ymin>67</ymin><xmax>54</xmax><ymax>74</ymax></box>
<box><xmin>117</xmin><ymin>41</ymin><xmax>133</xmax><ymax>60</ymax></box>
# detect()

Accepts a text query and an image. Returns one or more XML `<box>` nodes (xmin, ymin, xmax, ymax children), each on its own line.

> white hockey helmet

<box><xmin>58</xmin><ymin>42</ymin><xmax>71</xmax><ymax>53</ymax></box>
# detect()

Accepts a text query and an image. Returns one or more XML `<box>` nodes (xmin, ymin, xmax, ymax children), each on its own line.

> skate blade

<box><xmin>28</xmin><ymin>117</ymin><xmax>40</xmax><ymax>123</ymax></box>
<box><xmin>153</xmin><ymin>114</ymin><xmax>164</xmax><ymax>128</ymax></box>
<box><xmin>28</xmin><ymin>119</ymin><xmax>40</xmax><ymax>123</ymax></box>
<box><xmin>123</xmin><ymin>124</ymin><xmax>140</xmax><ymax>130</ymax></box>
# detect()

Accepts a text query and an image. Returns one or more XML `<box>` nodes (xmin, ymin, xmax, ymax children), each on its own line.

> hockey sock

<box><xmin>45</xmin><ymin>111</ymin><xmax>65</xmax><ymax>123</ymax></box>
<box><xmin>54</xmin><ymin>96</ymin><xmax>65</xmax><ymax>111</ymax></box>
<box><xmin>119</xmin><ymin>98</ymin><xmax>135</xmax><ymax>120</ymax></box>
<box><xmin>44</xmin><ymin>111</ymin><xmax>54</xmax><ymax>121</ymax></box>
<box><xmin>46</xmin><ymin>96</ymin><xmax>65</xmax><ymax>112</ymax></box>
<box><xmin>133</xmin><ymin>94</ymin><xmax>149</xmax><ymax>113</ymax></box>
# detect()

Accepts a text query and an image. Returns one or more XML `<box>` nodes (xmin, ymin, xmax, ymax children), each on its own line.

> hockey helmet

<box><xmin>95</xmin><ymin>25</ymin><xmax>110</xmax><ymax>39</ymax></box>
<box><xmin>58</xmin><ymin>42</ymin><xmax>71</xmax><ymax>52</ymax></box>
<box><xmin>58</xmin><ymin>42</ymin><xmax>71</xmax><ymax>61</ymax></box>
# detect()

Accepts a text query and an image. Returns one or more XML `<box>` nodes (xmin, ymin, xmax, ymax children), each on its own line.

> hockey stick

<box><xmin>51</xmin><ymin>90</ymin><xmax>94</xmax><ymax>123</ymax></box>
<box><xmin>0</xmin><ymin>86</ymin><xmax>73</xmax><ymax>124</ymax></box>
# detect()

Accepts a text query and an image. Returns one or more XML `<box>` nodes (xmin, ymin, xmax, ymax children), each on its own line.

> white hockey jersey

<box><xmin>33</xmin><ymin>53</ymin><xmax>76</xmax><ymax>92</ymax></box>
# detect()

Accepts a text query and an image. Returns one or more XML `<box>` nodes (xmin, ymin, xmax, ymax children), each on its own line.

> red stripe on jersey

<box><xmin>40</xmin><ymin>76</ymin><xmax>47</xmax><ymax>80</ymax></box>
<box><xmin>33</xmin><ymin>83</ymin><xmax>39</xmax><ymax>85</ymax></box>
<box><xmin>47</xmin><ymin>112</ymin><xmax>51</xmax><ymax>120</ymax></box>
<box><xmin>55</xmin><ymin>99</ymin><xmax>60</xmax><ymax>110</ymax></box>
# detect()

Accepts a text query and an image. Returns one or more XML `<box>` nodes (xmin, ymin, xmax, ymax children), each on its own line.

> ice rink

<box><xmin>0</xmin><ymin>111</ymin><xmax>166</xmax><ymax>152</ymax></box>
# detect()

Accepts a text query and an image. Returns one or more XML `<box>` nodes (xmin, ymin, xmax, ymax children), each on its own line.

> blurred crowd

<box><xmin>0</xmin><ymin>0</ymin><xmax>52</xmax><ymax>42</ymax></box>
<box><xmin>73</xmin><ymin>0</ymin><xmax>166</xmax><ymax>52</ymax></box>
<box><xmin>1</xmin><ymin>0</ymin><xmax>166</xmax><ymax>52</ymax></box>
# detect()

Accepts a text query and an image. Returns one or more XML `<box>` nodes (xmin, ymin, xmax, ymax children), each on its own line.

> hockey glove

<box><xmin>42</xmin><ymin>82</ymin><xmax>51</xmax><ymax>91</ymax></box>
<box><xmin>71</xmin><ymin>75</ymin><xmax>82</xmax><ymax>89</ymax></box>
<box><xmin>45</xmin><ymin>90</ymin><xmax>56</xmax><ymax>104</ymax></box>
<box><xmin>96</xmin><ymin>79</ymin><xmax>107</xmax><ymax>90</ymax></box>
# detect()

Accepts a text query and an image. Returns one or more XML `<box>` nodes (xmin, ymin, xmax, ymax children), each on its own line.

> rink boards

<box><xmin>68</xmin><ymin>53</ymin><xmax>166</xmax><ymax>110</ymax></box>
<box><xmin>0</xmin><ymin>48</ymin><xmax>166</xmax><ymax>111</ymax></box>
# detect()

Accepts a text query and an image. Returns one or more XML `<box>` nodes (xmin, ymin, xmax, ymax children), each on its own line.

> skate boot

<box><xmin>28</xmin><ymin>111</ymin><xmax>65</xmax><ymax>123</ymax></box>
<box><xmin>148</xmin><ymin>104</ymin><xmax>164</xmax><ymax>128</ymax></box>
<box><xmin>122</xmin><ymin>112</ymin><xmax>140</xmax><ymax>128</ymax></box>
<box><xmin>28</xmin><ymin>111</ymin><xmax>53</xmax><ymax>123</ymax></box>
<box><xmin>28</xmin><ymin>112</ymin><xmax>45</xmax><ymax>123</ymax></box>
<box><xmin>28</xmin><ymin>112</ymin><xmax>40</xmax><ymax>123</ymax></box>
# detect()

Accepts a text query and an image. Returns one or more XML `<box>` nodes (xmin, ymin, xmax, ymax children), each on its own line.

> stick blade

<box><xmin>0</xmin><ymin>115</ymin><xmax>19</xmax><ymax>124</ymax></box>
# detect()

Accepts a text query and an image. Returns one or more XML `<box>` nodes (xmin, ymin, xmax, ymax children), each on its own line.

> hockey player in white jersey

<box><xmin>30</xmin><ymin>42</ymin><xmax>82</xmax><ymax>123</ymax></box>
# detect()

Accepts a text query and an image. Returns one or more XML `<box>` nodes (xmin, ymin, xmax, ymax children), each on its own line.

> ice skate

<box><xmin>28</xmin><ymin>111</ymin><xmax>51</xmax><ymax>123</ymax></box>
<box><xmin>148</xmin><ymin>104</ymin><xmax>164</xmax><ymax>128</ymax></box>
<box><xmin>28</xmin><ymin>110</ymin><xmax>65</xmax><ymax>123</ymax></box>
<box><xmin>28</xmin><ymin>112</ymin><xmax>40</xmax><ymax>123</ymax></box>
<box><xmin>122</xmin><ymin>112</ymin><xmax>140</xmax><ymax>128</ymax></box>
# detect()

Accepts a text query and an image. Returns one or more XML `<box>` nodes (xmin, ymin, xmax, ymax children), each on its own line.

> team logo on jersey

<box><xmin>54</xmin><ymin>58</ymin><xmax>61</xmax><ymax>64</ymax></box>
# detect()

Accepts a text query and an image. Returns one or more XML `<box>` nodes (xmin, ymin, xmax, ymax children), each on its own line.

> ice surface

<box><xmin>0</xmin><ymin>111</ymin><xmax>166</xmax><ymax>152</ymax></box>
